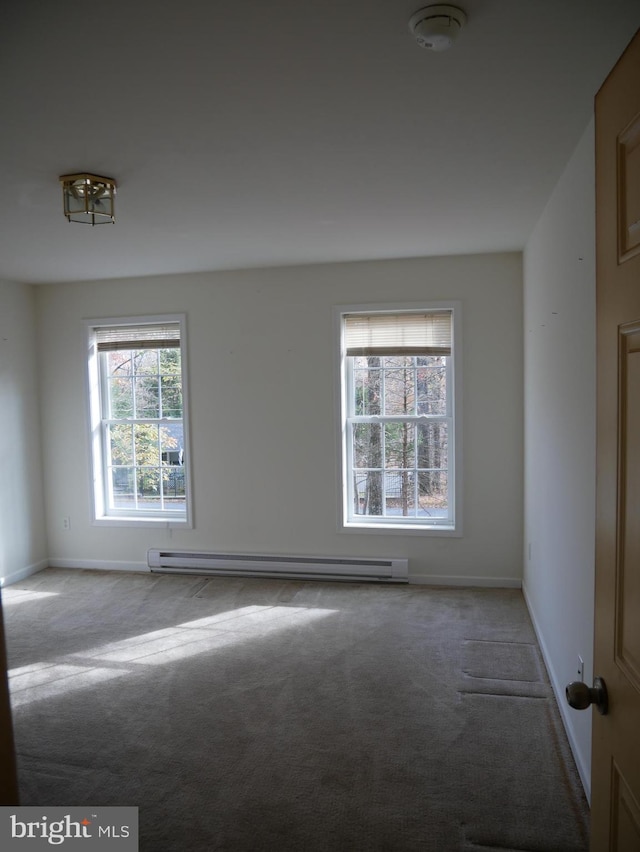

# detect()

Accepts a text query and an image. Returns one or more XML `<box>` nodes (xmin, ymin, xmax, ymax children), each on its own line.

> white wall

<box><xmin>523</xmin><ymin>119</ymin><xmax>596</xmax><ymax>798</ymax></box>
<box><xmin>0</xmin><ymin>280</ymin><xmax>47</xmax><ymax>584</ymax></box>
<box><xmin>36</xmin><ymin>252</ymin><xmax>523</xmax><ymax>584</ymax></box>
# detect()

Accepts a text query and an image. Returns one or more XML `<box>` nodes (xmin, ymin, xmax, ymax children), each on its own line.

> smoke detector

<box><xmin>409</xmin><ymin>5</ymin><xmax>467</xmax><ymax>51</ymax></box>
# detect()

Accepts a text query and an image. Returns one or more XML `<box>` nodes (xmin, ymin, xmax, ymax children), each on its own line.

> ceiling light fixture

<box><xmin>59</xmin><ymin>173</ymin><xmax>117</xmax><ymax>225</ymax></box>
<box><xmin>409</xmin><ymin>5</ymin><xmax>467</xmax><ymax>51</ymax></box>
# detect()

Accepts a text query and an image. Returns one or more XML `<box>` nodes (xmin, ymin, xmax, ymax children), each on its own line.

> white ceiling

<box><xmin>1</xmin><ymin>0</ymin><xmax>639</xmax><ymax>284</ymax></box>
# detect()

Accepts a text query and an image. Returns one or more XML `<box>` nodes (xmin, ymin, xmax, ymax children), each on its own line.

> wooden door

<box><xmin>593</xmin><ymin>27</ymin><xmax>640</xmax><ymax>851</ymax></box>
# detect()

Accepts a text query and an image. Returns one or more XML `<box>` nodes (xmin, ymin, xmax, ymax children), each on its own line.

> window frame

<box><xmin>335</xmin><ymin>302</ymin><xmax>462</xmax><ymax>536</ymax></box>
<box><xmin>84</xmin><ymin>314</ymin><xmax>193</xmax><ymax>528</ymax></box>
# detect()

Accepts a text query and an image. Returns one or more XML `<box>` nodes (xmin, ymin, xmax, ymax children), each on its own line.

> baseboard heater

<box><xmin>147</xmin><ymin>549</ymin><xmax>408</xmax><ymax>583</ymax></box>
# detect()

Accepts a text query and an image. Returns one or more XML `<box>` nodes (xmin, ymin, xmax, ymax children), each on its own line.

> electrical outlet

<box><xmin>63</xmin><ymin>516</ymin><xmax>71</xmax><ymax>531</ymax></box>
<box><xmin>577</xmin><ymin>655</ymin><xmax>584</xmax><ymax>682</ymax></box>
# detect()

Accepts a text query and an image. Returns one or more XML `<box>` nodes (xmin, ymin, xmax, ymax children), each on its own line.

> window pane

<box><xmin>384</xmin><ymin>422</ymin><xmax>415</xmax><ymax>468</ymax></box>
<box><xmin>384</xmin><ymin>470</ymin><xmax>416</xmax><ymax>516</ymax></box>
<box><xmin>161</xmin><ymin>376</ymin><xmax>183</xmax><ymax>418</ymax></box>
<box><xmin>417</xmin><ymin>422</ymin><xmax>448</xmax><ymax>470</ymax></box>
<box><xmin>353</xmin><ymin>422</ymin><xmax>382</xmax><ymax>468</ymax></box>
<box><xmin>353</xmin><ymin>471</ymin><xmax>383</xmax><ymax>515</ymax></box>
<box><xmin>108</xmin><ymin>377</ymin><xmax>133</xmax><ymax>418</ymax></box>
<box><xmin>107</xmin><ymin>351</ymin><xmax>133</xmax><ymax>377</ymax></box>
<box><xmin>138</xmin><ymin>467</ymin><xmax>161</xmax><ymax>500</ymax></box>
<box><xmin>383</xmin><ymin>355</ymin><xmax>412</xmax><ymax>368</ymax></box>
<box><xmin>134</xmin><ymin>350</ymin><xmax>158</xmax><ymax>376</ymax></box>
<box><xmin>162</xmin><ymin>466</ymin><xmax>186</xmax><ymax>500</ymax></box>
<box><xmin>418</xmin><ymin>471</ymin><xmax>448</xmax><ymax>517</ymax></box>
<box><xmin>384</xmin><ymin>367</ymin><xmax>416</xmax><ymax>415</ymax></box>
<box><xmin>134</xmin><ymin>424</ymin><xmax>160</xmax><ymax>466</ymax></box>
<box><xmin>353</xmin><ymin>366</ymin><xmax>381</xmax><ymax>415</ymax></box>
<box><xmin>108</xmin><ymin>424</ymin><xmax>133</xmax><ymax>465</ymax></box>
<box><xmin>161</xmin><ymin>424</ymin><xmax>183</xmax><ymax>464</ymax></box>
<box><xmin>417</xmin><ymin>359</ymin><xmax>447</xmax><ymax>415</ymax></box>
<box><xmin>111</xmin><ymin>467</ymin><xmax>135</xmax><ymax>508</ymax></box>
<box><xmin>159</xmin><ymin>348</ymin><xmax>181</xmax><ymax>375</ymax></box>
<box><xmin>135</xmin><ymin>377</ymin><xmax>160</xmax><ymax>418</ymax></box>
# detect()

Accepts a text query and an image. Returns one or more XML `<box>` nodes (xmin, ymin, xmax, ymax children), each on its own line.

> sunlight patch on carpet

<box><xmin>8</xmin><ymin>605</ymin><xmax>337</xmax><ymax>707</ymax></box>
<box><xmin>9</xmin><ymin>661</ymin><xmax>127</xmax><ymax>707</ymax></box>
<box><xmin>2</xmin><ymin>589</ymin><xmax>59</xmax><ymax>606</ymax></box>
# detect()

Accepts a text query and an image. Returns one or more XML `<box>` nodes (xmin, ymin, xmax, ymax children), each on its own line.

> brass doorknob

<box><xmin>566</xmin><ymin>677</ymin><xmax>608</xmax><ymax>715</ymax></box>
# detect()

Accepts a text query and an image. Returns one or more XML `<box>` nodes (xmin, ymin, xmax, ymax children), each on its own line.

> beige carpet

<box><xmin>3</xmin><ymin>569</ymin><xmax>589</xmax><ymax>851</ymax></box>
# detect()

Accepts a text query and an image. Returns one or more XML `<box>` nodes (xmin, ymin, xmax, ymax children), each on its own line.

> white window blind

<box><xmin>96</xmin><ymin>323</ymin><xmax>181</xmax><ymax>352</ymax></box>
<box><xmin>344</xmin><ymin>312</ymin><xmax>452</xmax><ymax>356</ymax></box>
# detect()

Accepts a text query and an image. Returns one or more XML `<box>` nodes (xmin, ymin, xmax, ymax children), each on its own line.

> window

<box><xmin>85</xmin><ymin>315</ymin><xmax>192</xmax><ymax>526</ymax></box>
<box><xmin>337</xmin><ymin>305</ymin><xmax>460</xmax><ymax>532</ymax></box>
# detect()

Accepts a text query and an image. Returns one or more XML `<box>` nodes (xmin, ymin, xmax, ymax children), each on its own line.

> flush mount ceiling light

<box><xmin>409</xmin><ymin>4</ymin><xmax>467</xmax><ymax>51</ymax></box>
<box><xmin>59</xmin><ymin>173</ymin><xmax>117</xmax><ymax>225</ymax></box>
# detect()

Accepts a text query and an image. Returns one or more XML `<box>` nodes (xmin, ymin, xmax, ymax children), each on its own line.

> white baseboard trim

<box><xmin>410</xmin><ymin>574</ymin><xmax>522</xmax><ymax>588</ymax></box>
<box><xmin>522</xmin><ymin>581</ymin><xmax>591</xmax><ymax>803</ymax></box>
<box><xmin>1</xmin><ymin>559</ymin><xmax>49</xmax><ymax>587</ymax></box>
<box><xmin>47</xmin><ymin>559</ymin><xmax>149</xmax><ymax>573</ymax></box>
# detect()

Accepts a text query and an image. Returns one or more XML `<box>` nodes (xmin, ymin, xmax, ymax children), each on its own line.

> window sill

<box><xmin>92</xmin><ymin>516</ymin><xmax>192</xmax><ymax>529</ymax></box>
<box><xmin>341</xmin><ymin>521</ymin><xmax>461</xmax><ymax>537</ymax></box>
